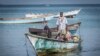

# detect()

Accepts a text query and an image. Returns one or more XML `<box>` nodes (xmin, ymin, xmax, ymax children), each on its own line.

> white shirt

<box><xmin>56</xmin><ymin>17</ymin><xmax>68</xmax><ymax>30</ymax></box>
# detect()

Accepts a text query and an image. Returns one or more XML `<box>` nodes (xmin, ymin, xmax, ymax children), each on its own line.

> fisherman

<box><xmin>56</xmin><ymin>12</ymin><xmax>72</xmax><ymax>41</ymax></box>
<box><xmin>56</xmin><ymin>33</ymin><xmax>65</xmax><ymax>41</ymax></box>
<box><xmin>65</xmin><ymin>31</ymin><xmax>72</xmax><ymax>41</ymax></box>
<box><xmin>56</xmin><ymin>12</ymin><xmax>68</xmax><ymax>35</ymax></box>
<box><xmin>44</xmin><ymin>20</ymin><xmax>52</xmax><ymax>38</ymax></box>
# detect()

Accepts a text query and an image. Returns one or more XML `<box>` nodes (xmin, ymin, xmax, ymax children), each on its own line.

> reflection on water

<box><xmin>38</xmin><ymin>51</ymin><xmax>81</xmax><ymax>56</ymax></box>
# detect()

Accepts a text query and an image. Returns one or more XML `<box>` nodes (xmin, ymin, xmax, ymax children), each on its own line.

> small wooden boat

<box><xmin>26</xmin><ymin>22</ymin><xmax>81</xmax><ymax>53</ymax></box>
<box><xmin>25</xmin><ymin>33</ymin><xmax>81</xmax><ymax>53</ymax></box>
<box><xmin>29</xmin><ymin>22</ymin><xmax>81</xmax><ymax>35</ymax></box>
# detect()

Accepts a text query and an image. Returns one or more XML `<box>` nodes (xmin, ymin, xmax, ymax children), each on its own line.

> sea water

<box><xmin>0</xmin><ymin>5</ymin><xmax>100</xmax><ymax>56</ymax></box>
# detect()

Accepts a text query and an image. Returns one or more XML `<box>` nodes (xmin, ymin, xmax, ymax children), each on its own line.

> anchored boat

<box><xmin>0</xmin><ymin>9</ymin><xmax>81</xmax><ymax>24</ymax></box>
<box><xmin>25</xmin><ymin>33</ymin><xmax>81</xmax><ymax>53</ymax></box>
<box><xmin>25</xmin><ymin>22</ymin><xmax>81</xmax><ymax>53</ymax></box>
<box><xmin>25</xmin><ymin>9</ymin><xmax>81</xmax><ymax>18</ymax></box>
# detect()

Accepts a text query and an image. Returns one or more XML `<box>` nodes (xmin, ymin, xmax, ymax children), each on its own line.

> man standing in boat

<box><xmin>56</xmin><ymin>12</ymin><xmax>68</xmax><ymax>35</ymax></box>
<box><xmin>56</xmin><ymin>12</ymin><xmax>72</xmax><ymax>41</ymax></box>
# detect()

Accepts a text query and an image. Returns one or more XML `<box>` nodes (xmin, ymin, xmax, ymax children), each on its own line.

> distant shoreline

<box><xmin>0</xmin><ymin>4</ymin><xmax>100</xmax><ymax>7</ymax></box>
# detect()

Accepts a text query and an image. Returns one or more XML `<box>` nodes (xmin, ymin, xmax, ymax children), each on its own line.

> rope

<box><xmin>78</xmin><ymin>22</ymin><xmax>82</xmax><ymax>51</ymax></box>
<box><xmin>79</xmin><ymin>23</ymin><xmax>81</xmax><ymax>38</ymax></box>
<box><xmin>25</xmin><ymin>34</ymin><xmax>30</xmax><ymax>56</ymax></box>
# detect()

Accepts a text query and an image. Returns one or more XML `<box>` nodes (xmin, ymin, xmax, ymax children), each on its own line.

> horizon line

<box><xmin>0</xmin><ymin>4</ymin><xmax>100</xmax><ymax>7</ymax></box>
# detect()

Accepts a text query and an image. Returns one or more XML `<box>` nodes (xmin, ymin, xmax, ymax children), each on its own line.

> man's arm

<box><xmin>56</xmin><ymin>19</ymin><xmax>59</xmax><ymax>31</ymax></box>
<box><xmin>57</xmin><ymin>25</ymin><xmax>59</xmax><ymax>31</ymax></box>
<box><xmin>66</xmin><ymin>24</ymin><xmax>68</xmax><ymax>31</ymax></box>
<box><xmin>65</xmin><ymin>17</ymin><xmax>68</xmax><ymax>31</ymax></box>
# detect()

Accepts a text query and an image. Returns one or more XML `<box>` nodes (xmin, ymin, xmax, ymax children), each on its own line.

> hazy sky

<box><xmin>0</xmin><ymin>0</ymin><xmax>100</xmax><ymax>5</ymax></box>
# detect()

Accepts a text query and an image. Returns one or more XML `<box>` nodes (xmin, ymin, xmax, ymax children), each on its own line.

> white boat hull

<box><xmin>25</xmin><ymin>33</ymin><xmax>81</xmax><ymax>52</ymax></box>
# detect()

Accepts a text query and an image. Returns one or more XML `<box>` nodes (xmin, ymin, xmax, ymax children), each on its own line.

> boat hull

<box><xmin>25</xmin><ymin>33</ymin><xmax>81</xmax><ymax>53</ymax></box>
<box><xmin>0</xmin><ymin>18</ymin><xmax>48</xmax><ymax>24</ymax></box>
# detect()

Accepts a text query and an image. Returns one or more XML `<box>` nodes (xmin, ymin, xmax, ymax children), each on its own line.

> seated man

<box><xmin>65</xmin><ymin>31</ymin><xmax>72</xmax><ymax>41</ymax></box>
<box><xmin>56</xmin><ymin>33</ymin><xmax>67</xmax><ymax>41</ymax></box>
